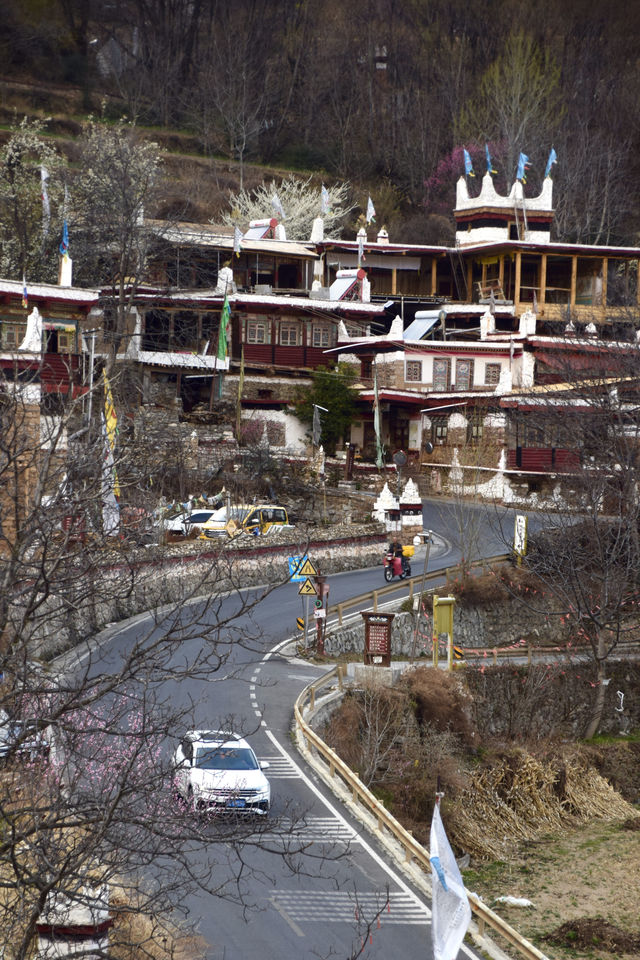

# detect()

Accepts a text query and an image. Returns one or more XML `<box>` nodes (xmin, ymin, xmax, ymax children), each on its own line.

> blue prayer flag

<box><xmin>545</xmin><ymin>148</ymin><xmax>557</xmax><ymax>178</ymax></box>
<box><xmin>516</xmin><ymin>153</ymin><xmax>531</xmax><ymax>183</ymax></box>
<box><xmin>59</xmin><ymin>220</ymin><xmax>69</xmax><ymax>256</ymax></box>
<box><xmin>485</xmin><ymin>144</ymin><xmax>497</xmax><ymax>175</ymax></box>
<box><xmin>463</xmin><ymin>148</ymin><xmax>475</xmax><ymax>177</ymax></box>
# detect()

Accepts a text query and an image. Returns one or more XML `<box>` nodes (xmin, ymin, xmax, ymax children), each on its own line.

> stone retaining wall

<box><xmin>30</xmin><ymin>525</ymin><xmax>387</xmax><ymax>660</ymax></box>
<box><xmin>323</xmin><ymin>595</ymin><xmax>571</xmax><ymax>659</ymax></box>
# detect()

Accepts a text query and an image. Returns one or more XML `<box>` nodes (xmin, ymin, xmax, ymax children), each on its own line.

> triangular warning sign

<box><xmin>298</xmin><ymin>578</ymin><xmax>318</xmax><ymax>596</ymax></box>
<box><xmin>298</xmin><ymin>558</ymin><xmax>317</xmax><ymax>577</ymax></box>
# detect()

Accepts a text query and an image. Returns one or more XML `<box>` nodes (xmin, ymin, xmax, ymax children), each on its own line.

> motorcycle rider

<box><xmin>388</xmin><ymin>539</ymin><xmax>407</xmax><ymax>577</ymax></box>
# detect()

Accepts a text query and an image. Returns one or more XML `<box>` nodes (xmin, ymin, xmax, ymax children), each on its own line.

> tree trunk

<box><xmin>583</xmin><ymin>635</ymin><xmax>607</xmax><ymax>739</ymax></box>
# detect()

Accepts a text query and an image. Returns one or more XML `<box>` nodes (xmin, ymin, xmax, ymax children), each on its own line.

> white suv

<box><xmin>174</xmin><ymin>731</ymin><xmax>271</xmax><ymax>815</ymax></box>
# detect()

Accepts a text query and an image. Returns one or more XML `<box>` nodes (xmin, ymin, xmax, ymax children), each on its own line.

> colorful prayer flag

<box><xmin>321</xmin><ymin>184</ymin><xmax>330</xmax><ymax>215</ymax></box>
<box><xmin>59</xmin><ymin>219</ymin><xmax>69</xmax><ymax>257</ymax></box>
<box><xmin>233</xmin><ymin>226</ymin><xmax>243</xmax><ymax>257</ymax></box>
<box><xmin>463</xmin><ymin>148</ymin><xmax>475</xmax><ymax>177</ymax></box>
<box><xmin>312</xmin><ymin>404</ymin><xmax>322</xmax><ymax>446</ymax></box>
<box><xmin>516</xmin><ymin>152</ymin><xmax>531</xmax><ymax>183</ymax></box>
<box><xmin>22</xmin><ymin>274</ymin><xmax>28</xmax><ymax>309</ymax></box>
<box><xmin>271</xmin><ymin>192</ymin><xmax>286</xmax><ymax>219</ymax></box>
<box><xmin>217</xmin><ymin>295</ymin><xmax>230</xmax><ymax>362</ymax></box>
<box><xmin>41</xmin><ymin>167</ymin><xmax>50</xmax><ymax>241</ymax></box>
<box><xmin>545</xmin><ymin>147</ymin><xmax>558</xmax><ymax>178</ymax></box>
<box><xmin>485</xmin><ymin>144</ymin><xmax>497</xmax><ymax>175</ymax></box>
<box><xmin>373</xmin><ymin>365</ymin><xmax>385</xmax><ymax>468</ymax></box>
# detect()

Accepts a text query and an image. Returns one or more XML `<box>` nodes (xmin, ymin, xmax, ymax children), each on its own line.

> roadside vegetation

<box><xmin>320</xmin><ymin>642</ymin><xmax>640</xmax><ymax>958</ymax></box>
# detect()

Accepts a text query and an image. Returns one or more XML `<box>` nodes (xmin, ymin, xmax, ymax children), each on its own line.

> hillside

<box><xmin>0</xmin><ymin>76</ymin><xmax>329</xmax><ymax>231</ymax></box>
<box><xmin>2</xmin><ymin>0</ymin><xmax>640</xmax><ymax>244</ymax></box>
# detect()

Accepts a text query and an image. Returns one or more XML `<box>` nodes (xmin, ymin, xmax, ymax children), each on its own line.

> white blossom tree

<box><xmin>222</xmin><ymin>174</ymin><xmax>356</xmax><ymax>240</ymax></box>
<box><xmin>0</xmin><ymin>118</ymin><xmax>67</xmax><ymax>284</ymax></box>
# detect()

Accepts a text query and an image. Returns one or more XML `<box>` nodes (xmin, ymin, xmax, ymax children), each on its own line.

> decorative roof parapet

<box><xmin>455</xmin><ymin>172</ymin><xmax>554</xmax><ymax>214</ymax></box>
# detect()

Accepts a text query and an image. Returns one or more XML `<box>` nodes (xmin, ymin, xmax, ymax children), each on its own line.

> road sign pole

<box><xmin>304</xmin><ymin>594</ymin><xmax>309</xmax><ymax>648</ymax></box>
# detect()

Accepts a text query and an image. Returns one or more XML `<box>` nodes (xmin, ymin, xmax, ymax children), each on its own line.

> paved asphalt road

<box><xmin>78</xmin><ymin>499</ymin><xmax>540</xmax><ymax>959</ymax></box>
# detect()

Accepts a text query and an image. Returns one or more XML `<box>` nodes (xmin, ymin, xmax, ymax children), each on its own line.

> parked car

<box><xmin>0</xmin><ymin>709</ymin><xmax>51</xmax><ymax>764</ymax></box>
<box><xmin>173</xmin><ymin>730</ymin><xmax>270</xmax><ymax>814</ymax></box>
<box><xmin>199</xmin><ymin>504</ymin><xmax>291</xmax><ymax>539</ymax></box>
<box><xmin>161</xmin><ymin>506</ymin><xmax>223</xmax><ymax>537</ymax></box>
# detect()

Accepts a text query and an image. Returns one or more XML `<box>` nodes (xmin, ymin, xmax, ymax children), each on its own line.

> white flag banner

<box><xmin>430</xmin><ymin>802</ymin><xmax>471</xmax><ymax>960</ymax></box>
<box><xmin>41</xmin><ymin>166</ymin><xmax>50</xmax><ymax>240</ymax></box>
<box><xmin>233</xmin><ymin>225</ymin><xmax>243</xmax><ymax>256</ymax></box>
<box><xmin>366</xmin><ymin>195</ymin><xmax>376</xmax><ymax>223</ymax></box>
<box><xmin>271</xmin><ymin>192</ymin><xmax>286</xmax><ymax>219</ymax></box>
<box><xmin>321</xmin><ymin>183</ymin><xmax>330</xmax><ymax>214</ymax></box>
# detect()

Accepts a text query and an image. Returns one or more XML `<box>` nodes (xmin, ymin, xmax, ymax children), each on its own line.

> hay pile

<box><xmin>452</xmin><ymin>750</ymin><xmax>635</xmax><ymax>859</ymax></box>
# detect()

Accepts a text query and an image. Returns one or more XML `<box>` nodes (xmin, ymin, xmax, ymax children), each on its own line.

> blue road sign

<box><xmin>288</xmin><ymin>555</ymin><xmax>307</xmax><ymax>581</ymax></box>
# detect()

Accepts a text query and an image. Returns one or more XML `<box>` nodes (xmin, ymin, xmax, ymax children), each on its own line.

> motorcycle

<box><xmin>383</xmin><ymin>550</ymin><xmax>412</xmax><ymax>581</ymax></box>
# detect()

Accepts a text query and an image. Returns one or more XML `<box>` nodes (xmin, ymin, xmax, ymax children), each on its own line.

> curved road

<box><xmin>73</xmin><ymin>500</ymin><xmax>532</xmax><ymax>959</ymax></box>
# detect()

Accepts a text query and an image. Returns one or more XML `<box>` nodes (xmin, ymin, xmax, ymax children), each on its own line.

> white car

<box><xmin>162</xmin><ymin>508</ymin><xmax>223</xmax><ymax>537</ymax></box>
<box><xmin>174</xmin><ymin>730</ymin><xmax>271</xmax><ymax>814</ymax></box>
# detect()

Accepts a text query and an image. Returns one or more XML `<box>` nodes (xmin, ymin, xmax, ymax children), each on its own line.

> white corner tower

<box><xmin>454</xmin><ymin>173</ymin><xmax>554</xmax><ymax>247</ymax></box>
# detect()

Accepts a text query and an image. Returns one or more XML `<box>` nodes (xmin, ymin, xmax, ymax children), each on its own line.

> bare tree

<box><xmin>71</xmin><ymin>119</ymin><xmax>166</xmax><ymax>365</ymax></box>
<box><xmin>506</xmin><ymin>335</ymin><xmax>640</xmax><ymax>737</ymax></box>
<box><xmin>0</xmin><ymin>369</ymin><xmax>351</xmax><ymax>960</ymax></box>
<box><xmin>457</xmin><ymin>30</ymin><xmax>563</xmax><ymax>183</ymax></box>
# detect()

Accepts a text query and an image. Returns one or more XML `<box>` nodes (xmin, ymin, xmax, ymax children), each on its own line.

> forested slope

<box><xmin>1</xmin><ymin>0</ymin><xmax>639</xmax><ymax>242</ymax></box>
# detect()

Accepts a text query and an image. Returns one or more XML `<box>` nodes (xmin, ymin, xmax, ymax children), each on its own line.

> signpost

<box><xmin>432</xmin><ymin>595</ymin><xmax>455</xmax><ymax>669</ymax></box>
<box><xmin>361</xmin><ymin>612</ymin><xmax>394</xmax><ymax>667</ymax></box>
<box><xmin>293</xmin><ymin>557</ymin><xmax>320</xmax><ymax>651</ymax></box>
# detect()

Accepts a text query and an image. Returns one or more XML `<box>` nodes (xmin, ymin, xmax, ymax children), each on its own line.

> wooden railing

<box><xmin>294</xmin><ymin>668</ymin><xmax>552</xmax><ymax>960</ymax></box>
<box><xmin>330</xmin><ymin>554</ymin><xmax>511</xmax><ymax>625</ymax></box>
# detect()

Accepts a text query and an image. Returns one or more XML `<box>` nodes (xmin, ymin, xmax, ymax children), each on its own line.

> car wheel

<box><xmin>384</xmin><ymin>567</ymin><xmax>393</xmax><ymax>582</ymax></box>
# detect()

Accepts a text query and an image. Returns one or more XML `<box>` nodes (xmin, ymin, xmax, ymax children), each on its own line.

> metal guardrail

<box><xmin>330</xmin><ymin>553</ymin><xmax>511</xmax><ymax>625</ymax></box>
<box><xmin>294</xmin><ymin>667</ymin><xmax>551</xmax><ymax>960</ymax></box>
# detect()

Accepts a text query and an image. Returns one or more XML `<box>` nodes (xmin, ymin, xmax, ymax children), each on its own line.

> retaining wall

<box><xmin>28</xmin><ymin>525</ymin><xmax>387</xmax><ymax>659</ymax></box>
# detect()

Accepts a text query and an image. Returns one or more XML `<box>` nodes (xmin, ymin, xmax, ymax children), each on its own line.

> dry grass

<box><xmin>463</xmin><ymin>818</ymin><xmax>640</xmax><ymax>960</ymax></box>
<box><xmin>452</xmin><ymin>750</ymin><xmax>635</xmax><ymax>861</ymax></box>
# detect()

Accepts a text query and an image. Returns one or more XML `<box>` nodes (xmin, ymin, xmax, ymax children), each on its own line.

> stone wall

<box><xmin>28</xmin><ymin>524</ymin><xmax>387</xmax><ymax>659</ymax></box>
<box><xmin>324</xmin><ymin>603</ymin><xmax>640</xmax><ymax>737</ymax></box>
<box><xmin>323</xmin><ymin>592</ymin><xmax>571</xmax><ymax>659</ymax></box>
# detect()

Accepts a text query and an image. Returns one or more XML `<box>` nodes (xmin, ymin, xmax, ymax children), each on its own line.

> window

<box><xmin>173</xmin><ymin>310</ymin><xmax>199</xmax><ymax>350</ymax></box>
<box><xmin>433</xmin><ymin>357</ymin><xmax>451</xmax><ymax>391</ymax></box>
<box><xmin>57</xmin><ymin>333</ymin><xmax>73</xmax><ymax>353</ymax></box>
<box><xmin>405</xmin><ymin>360</ymin><xmax>422</xmax><ymax>382</ymax></box>
<box><xmin>360</xmin><ymin>358</ymin><xmax>372</xmax><ymax>381</ymax></box>
<box><xmin>2</xmin><ymin>324</ymin><xmax>20</xmax><ymax>349</ymax></box>
<box><xmin>247</xmin><ymin>320</ymin><xmax>269</xmax><ymax>344</ymax></box>
<box><xmin>467</xmin><ymin>418</ymin><xmax>483</xmax><ymax>443</ymax></box>
<box><xmin>279</xmin><ymin>322</ymin><xmax>300</xmax><ymax>346</ymax></box>
<box><xmin>485</xmin><ymin>362</ymin><xmax>501</xmax><ymax>386</ymax></box>
<box><xmin>312</xmin><ymin>324</ymin><xmax>333</xmax><ymax>348</ymax></box>
<box><xmin>455</xmin><ymin>358</ymin><xmax>473</xmax><ymax>391</ymax></box>
<box><xmin>143</xmin><ymin>309</ymin><xmax>170</xmax><ymax>351</ymax></box>
<box><xmin>432</xmin><ymin>420</ymin><xmax>448</xmax><ymax>444</ymax></box>
<box><xmin>525</xmin><ymin>425</ymin><xmax>545</xmax><ymax>446</ymax></box>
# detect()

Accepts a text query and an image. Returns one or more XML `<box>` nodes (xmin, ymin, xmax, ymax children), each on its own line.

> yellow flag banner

<box><xmin>103</xmin><ymin>370</ymin><xmax>118</xmax><ymax>453</ymax></box>
<box><xmin>102</xmin><ymin>370</ymin><xmax>120</xmax><ymax>499</ymax></box>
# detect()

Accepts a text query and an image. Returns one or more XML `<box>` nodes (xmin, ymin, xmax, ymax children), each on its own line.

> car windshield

<box><xmin>186</xmin><ymin>512</ymin><xmax>213</xmax><ymax>523</ymax></box>
<box><xmin>195</xmin><ymin>746</ymin><xmax>258</xmax><ymax>771</ymax></box>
